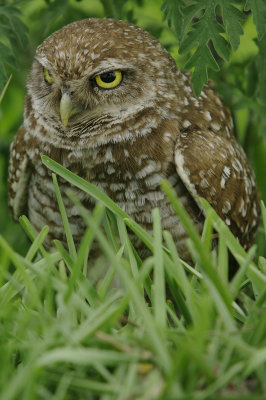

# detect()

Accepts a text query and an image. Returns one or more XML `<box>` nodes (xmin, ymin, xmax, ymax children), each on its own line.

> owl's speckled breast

<box><xmin>25</xmin><ymin>122</ymin><xmax>203</xmax><ymax>259</ymax></box>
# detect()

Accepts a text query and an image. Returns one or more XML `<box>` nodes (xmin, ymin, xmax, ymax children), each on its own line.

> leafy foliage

<box><xmin>161</xmin><ymin>0</ymin><xmax>266</xmax><ymax>96</ymax></box>
<box><xmin>255</xmin><ymin>35</ymin><xmax>266</xmax><ymax>107</ymax></box>
<box><xmin>0</xmin><ymin>3</ymin><xmax>29</xmax><ymax>90</ymax></box>
<box><xmin>245</xmin><ymin>0</ymin><xmax>266</xmax><ymax>40</ymax></box>
<box><xmin>1</xmin><ymin>0</ymin><xmax>266</xmax><ymax>97</ymax></box>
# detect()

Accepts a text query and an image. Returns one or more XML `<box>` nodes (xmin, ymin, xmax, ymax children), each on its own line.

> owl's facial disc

<box><xmin>60</xmin><ymin>93</ymin><xmax>82</xmax><ymax>127</ymax></box>
<box><xmin>59</xmin><ymin>69</ymin><xmax>124</xmax><ymax>126</ymax></box>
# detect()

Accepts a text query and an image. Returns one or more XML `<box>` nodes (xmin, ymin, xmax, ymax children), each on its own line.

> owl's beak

<box><xmin>60</xmin><ymin>93</ymin><xmax>81</xmax><ymax>127</ymax></box>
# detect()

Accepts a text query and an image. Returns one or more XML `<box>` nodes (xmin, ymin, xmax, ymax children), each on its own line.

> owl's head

<box><xmin>27</xmin><ymin>18</ymin><xmax>177</xmax><ymax>142</ymax></box>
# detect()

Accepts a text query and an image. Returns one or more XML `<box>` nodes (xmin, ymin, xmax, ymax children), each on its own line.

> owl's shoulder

<box><xmin>173</xmin><ymin>69</ymin><xmax>234</xmax><ymax>141</ymax></box>
<box><xmin>174</xmin><ymin>122</ymin><xmax>260</xmax><ymax>247</ymax></box>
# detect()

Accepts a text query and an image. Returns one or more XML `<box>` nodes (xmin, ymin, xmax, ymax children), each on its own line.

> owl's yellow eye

<box><xmin>95</xmin><ymin>71</ymin><xmax>122</xmax><ymax>89</ymax></box>
<box><xmin>43</xmin><ymin>68</ymin><xmax>53</xmax><ymax>84</ymax></box>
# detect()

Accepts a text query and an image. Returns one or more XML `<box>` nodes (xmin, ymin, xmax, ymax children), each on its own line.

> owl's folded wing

<box><xmin>8</xmin><ymin>126</ymin><xmax>32</xmax><ymax>221</ymax></box>
<box><xmin>174</xmin><ymin>127</ymin><xmax>260</xmax><ymax>249</ymax></box>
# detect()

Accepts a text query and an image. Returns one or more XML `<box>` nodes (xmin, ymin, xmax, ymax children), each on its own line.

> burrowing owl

<box><xmin>8</xmin><ymin>18</ymin><xmax>260</xmax><ymax>260</ymax></box>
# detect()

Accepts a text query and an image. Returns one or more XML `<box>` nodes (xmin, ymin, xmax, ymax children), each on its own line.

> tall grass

<box><xmin>0</xmin><ymin>156</ymin><xmax>266</xmax><ymax>399</ymax></box>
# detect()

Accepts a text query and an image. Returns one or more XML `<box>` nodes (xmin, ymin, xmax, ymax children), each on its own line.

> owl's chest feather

<box><xmin>29</xmin><ymin>134</ymin><xmax>174</xmax><ymax>210</ymax></box>
<box><xmin>24</xmin><ymin>113</ymin><xmax>203</xmax><ymax>257</ymax></box>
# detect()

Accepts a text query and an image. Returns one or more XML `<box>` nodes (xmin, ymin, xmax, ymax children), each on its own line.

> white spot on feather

<box><xmin>105</xmin><ymin>147</ymin><xmax>114</xmax><ymax>162</ymax></box>
<box><xmin>211</xmin><ymin>123</ymin><xmax>221</xmax><ymax>131</ymax></box>
<box><xmin>200</xmin><ymin>178</ymin><xmax>209</xmax><ymax>189</ymax></box>
<box><xmin>145</xmin><ymin>173</ymin><xmax>162</xmax><ymax>188</ymax></box>
<box><xmin>204</xmin><ymin>111</ymin><xmax>212</xmax><ymax>121</ymax></box>
<box><xmin>220</xmin><ymin>167</ymin><xmax>231</xmax><ymax>189</ymax></box>
<box><xmin>184</xmin><ymin>86</ymin><xmax>192</xmax><ymax>94</ymax></box>
<box><xmin>183</xmin><ymin>120</ymin><xmax>191</xmax><ymax>128</ymax></box>
<box><xmin>164</xmin><ymin>132</ymin><xmax>172</xmax><ymax>142</ymax></box>
<box><xmin>222</xmin><ymin>201</ymin><xmax>231</xmax><ymax>214</ymax></box>
<box><xmin>223</xmin><ymin>166</ymin><xmax>231</xmax><ymax>178</ymax></box>
<box><xmin>239</xmin><ymin>198</ymin><xmax>247</xmax><ymax>217</ymax></box>
<box><xmin>136</xmin><ymin>161</ymin><xmax>157</xmax><ymax>179</ymax></box>
<box><xmin>13</xmin><ymin>157</ymin><xmax>31</xmax><ymax>220</ymax></box>
<box><xmin>107</xmin><ymin>164</ymin><xmax>115</xmax><ymax>175</ymax></box>
<box><xmin>220</xmin><ymin>176</ymin><xmax>225</xmax><ymax>189</ymax></box>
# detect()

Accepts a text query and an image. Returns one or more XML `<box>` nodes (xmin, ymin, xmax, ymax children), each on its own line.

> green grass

<box><xmin>1</xmin><ymin>157</ymin><xmax>266</xmax><ymax>400</ymax></box>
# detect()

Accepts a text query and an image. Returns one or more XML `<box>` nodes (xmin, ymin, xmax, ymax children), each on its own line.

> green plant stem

<box><xmin>100</xmin><ymin>0</ymin><xmax>118</xmax><ymax>18</ymax></box>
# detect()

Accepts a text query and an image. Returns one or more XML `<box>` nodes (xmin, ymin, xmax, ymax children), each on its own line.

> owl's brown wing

<box><xmin>8</xmin><ymin>125</ymin><xmax>32</xmax><ymax>220</ymax></box>
<box><xmin>174</xmin><ymin>126</ymin><xmax>260</xmax><ymax>249</ymax></box>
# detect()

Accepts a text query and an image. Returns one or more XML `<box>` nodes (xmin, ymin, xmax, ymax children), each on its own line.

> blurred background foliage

<box><xmin>0</xmin><ymin>0</ymin><xmax>265</xmax><ymax>256</ymax></box>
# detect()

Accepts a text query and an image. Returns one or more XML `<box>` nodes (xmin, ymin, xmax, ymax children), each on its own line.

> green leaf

<box><xmin>221</xmin><ymin>4</ymin><xmax>245</xmax><ymax>50</ymax></box>
<box><xmin>256</xmin><ymin>35</ymin><xmax>266</xmax><ymax>105</ymax></box>
<box><xmin>245</xmin><ymin>0</ymin><xmax>266</xmax><ymax>40</ymax></box>
<box><xmin>19</xmin><ymin>216</ymin><xmax>48</xmax><ymax>258</ymax></box>
<box><xmin>246</xmin><ymin>59</ymin><xmax>258</xmax><ymax>97</ymax></box>
<box><xmin>8</xmin><ymin>15</ymin><xmax>29</xmax><ymax>48</ymax></box>
<box><xmin>37</xmin><ymin>347</ymin><xmax>142</xmax><ymax>367</ymax></box>
<box><xmin>101</xmin><ymin>0</ymin><xmax>119</xmax><ymax>18</ymax></box>
<box><xmin>0</xmin><ymin>74</ymin><xmax>12</xmax><ymax>104</ymax></box>
<box><xmin>0</xmin><ymin>42</ymin><xmax>17</xmax><ymax>69</ymax></box>
<box><xmin>42</xmin><ymin>156</ymin><xmax>128</xmax><ymax>220</ymax></box>
<box><xmin>152</xmin><ymin>208</ymin><xmax>166</xmax><ymax>329</ymax></box>
<box><xmin>0</xmin><ymin>236</ymin><xmax>42</xmax><ymax>309</ymax></box>
<box><xmin>0</xmin><ymin>4</ymin><xmax>29</xmax><ymax>90</ymax></box>
<box><xmin>0</xmin><ymin>6</ymin><xmax>29</xmax><ymax>47</ymax></box>
<box><xmin>181</xmin><ymin>3</ymin><xmax>204</xmax><ymax>40</ymax></box>
<box><xmin>78</xmin><ymin>209</ymin><xmax>172</xmax><ymax>373</ymax></box>
<box><xmin>25</xmin><ymin>225</ymin><xmax>50</xmax><ymax>262</ymax></box>
<box><xmin>261</xmin><ymin>201</ymin><xmax>266</xmax><ymax>242</ymax></box>
<box><xmin>161</xmin><ymin>0</ymin><xmax>185</xmax><ymax>40</ymax></box>
<box><xmin>161</xmin><ymin>1</ymin><xmax>251</xmax><ymax>96</ymax></box>
<box><xmin>179</xmin><ymin>5</ymin><xmax>229</xmax><ymax>95</ymax></box>
<box><xmin>212</xmin><ymin>33</ymin><xmax>230</xmax><ymax>62</ymax></box>
<box><xmin>52</xmin><ymin>173</ymin><xmax>77</xmax><ymax>261</ymax></box>
<box><xmin>0</xmin><ymin>63</ymin><xmax>7</xmax><ymax>92</ymax></box>
<box><xmin>245</xmin><ymin>348</ymin><xmax>266</xmax><ymax>376</ymax></box>
<box><xmin>161</xmin><ymin>181</ymin><xmax>233</xmax><ymax>318</ymax></box>
<box><xmin>186</xmin><ymin>44</ymin><xmax>219</xmax><ymax>96</ymax></box>
<box><xmin>200</xmin><ymin>198</ymin><xmax>266</xmax><ymax>296</ymax></box>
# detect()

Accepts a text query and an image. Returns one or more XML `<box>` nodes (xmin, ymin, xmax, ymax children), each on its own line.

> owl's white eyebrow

<box><xmin>86</xmin><ymin>59</ymin><xmax>133</xmax><ymax>76</ymax></box>
<box><xmin>90</xmin><ymin>67</ymin><xmax>129</xmax><ymax>79</ymax></box>
<box><xmin>35</xmin><ymin>58</ymin><xmax>52</xmax><ymax>70</ymax></box>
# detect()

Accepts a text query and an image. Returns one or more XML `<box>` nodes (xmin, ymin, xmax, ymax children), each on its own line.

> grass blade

<box><xmin>42</xmin><ymin>156</ymin><xmax>128</xmax><ymax>219</ymax></box>
<box><xmin>19</xmin><ymin>215</ymin><xmax>48</xmax><ymax>257</ymax></box>
<box><xmin>25</xmin><ymin>225</ymin><xmax>49</xmax><ymax>262</ymax></box>
<box><xmin>161</xmin><ymin>181</ymin><xmax>232</xmax><ymax>312</ymax></box>
<box><xmin>78</xmin><ymin>209</ymin><xmax>172</xmax><ymax>373</ymax></box>
<box><xmin>152</xmin><ymin>208</ymin><xmax>166</xmax><ymax>328</ymax></box>
<box><xmin>201</xmin><ymin>198</ymin><xmax>266</xmax><ymax>295</ymax></box>
<box><xmin>52</xmin><ymin>173</ymin><xmax>77</xmax><ymax>260</ymax></box>
<box><xmin>0</xmin><ymin>74</ymin><xmax>12</xmax><ymax>104</ymax></box>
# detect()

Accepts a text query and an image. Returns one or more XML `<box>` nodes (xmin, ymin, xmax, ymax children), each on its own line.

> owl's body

<box><xmin>8</xmin><ymin>19</ymin><xmax>260</xmax><ymax>259</ymax></box>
